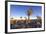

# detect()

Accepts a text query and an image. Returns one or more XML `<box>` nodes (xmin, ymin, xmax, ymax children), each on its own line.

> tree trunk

<box><xmin>28</xmin><ymin>15</ymin><xmax>30</xmax><ymax>21</ymax></box>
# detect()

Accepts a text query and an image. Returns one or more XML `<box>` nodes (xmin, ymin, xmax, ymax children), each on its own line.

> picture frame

<box><xmin>5</xmin><ymin>1</ymin><xmax>45</xmax><ymax>33</ymax></box>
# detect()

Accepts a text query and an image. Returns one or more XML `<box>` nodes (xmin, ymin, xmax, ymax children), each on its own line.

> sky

<box><xmin>10</xmin><ymin>5</ymin><xmax>42</xmax><ymax>19</ymax></box>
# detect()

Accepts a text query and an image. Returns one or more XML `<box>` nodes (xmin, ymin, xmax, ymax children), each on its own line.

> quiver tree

<box><xmin>26</xmin><ymin>8</ymin><xmax>33</xmax><ymax>20</ymax></box>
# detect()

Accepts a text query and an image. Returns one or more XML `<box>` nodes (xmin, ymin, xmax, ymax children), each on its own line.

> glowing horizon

<box><xmin>10</xmin><ymin>16</ymin><xmax>37</xmax><ymax>20</ymax></box>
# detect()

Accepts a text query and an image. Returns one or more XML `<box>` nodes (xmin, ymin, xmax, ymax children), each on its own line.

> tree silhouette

<box><xmin>11</xmin><ymin>17</ymin><xmax>14</xmax><ymax>19</ymax></box>
<box><xmin>20</xmin><ymin>16</ymin><xmax>22</xmax><ymax>20</ymax></box>
<box><xmin>26</xmin><ymin>8</ymin><xmax>33</xmax><ymax>20</ymax></box>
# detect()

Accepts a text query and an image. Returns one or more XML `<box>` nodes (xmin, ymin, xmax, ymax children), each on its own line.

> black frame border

<box><xmin>5</xmin><ymin>1</ymin><xmax>45</xmax><ymax>33</ymax></box>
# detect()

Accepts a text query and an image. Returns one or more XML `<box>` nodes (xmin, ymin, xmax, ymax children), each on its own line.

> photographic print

<box><xmin>5</xmin><ymin>1</ymin><xmax>45</xmax><ymax>33</ymax></box>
